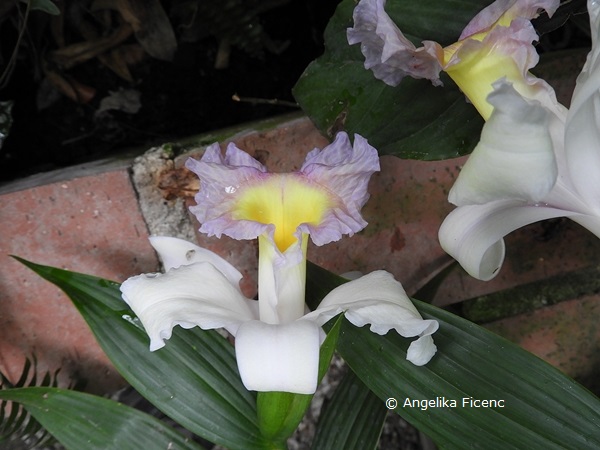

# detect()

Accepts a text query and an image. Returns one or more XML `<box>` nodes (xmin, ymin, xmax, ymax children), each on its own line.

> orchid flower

<box><xmin>347</xmin><ymin>0</ymin><xmax>560</xmax><ymax>120</ymax></box>
<box><xmin>121</xmin><ymin>133</ymin><xmax>438</xmax><ymax>394</ymax></box>
<box><xmin>439</xmin><ymin>0</ymin><xmax>600</xmax><ymax>280</ymax></box>
<box><xmin>350</xmin><ymin>0</ymin><xmax>600</xmax><ymax>280</ymax></box>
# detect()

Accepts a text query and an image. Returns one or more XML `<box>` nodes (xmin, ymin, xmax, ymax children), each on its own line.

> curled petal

<box><xmin>439</xmin><ymin>200</ymin><xmax>575</xmax><ymax>280</ymax></box>
<box><xmin>235</xmin><ymin>320</ymin><xmax>322</xmax><ymax>394</ymax></box>
<box><xmin>299</xmin><ymin>133</ymin><xmax>380</xmax><ymax>246</ymax></box>
<box><xmin>347</xmin><ymin>0</ymin><xmax>444</xmax><ymax>86</ymax></box>
<box><xmin>448</xmin><ymin>82</ymin><xmax>557</xmax><ymax>206</ymax></box>
<box><xmin>407</xmin><ymin>335</ymin><xmax>437</xmax><ymax>366</ymax></box>
<box><xmin>564</xmin><ymin>0</ymin><xmax>600</xmax><ymax>214</ymax></box>
<box><xmin>149</xmin><ymin>236</ymin><xmax>243</xmax><ymax>288</ymax></box>
<box><xmin>303</xmin><ymin>271</ymin><xmax>438</xmax><ymax>366</ymax></box>
<box><xmin>446</xmin><ymin>19</ymin><xmax>559</xmax><ymax>119</ymax></box>
<box><xmin>120</xmin><ymin>262</ymin><xmax>257</xmax><ymax>350</ymax></box>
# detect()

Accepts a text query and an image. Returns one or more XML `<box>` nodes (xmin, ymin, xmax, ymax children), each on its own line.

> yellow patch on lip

<box><xmin>442</xmin><ymin>11</ymin><xmax>539</xmax><ymax>122</ymax></box>
<box><xmin>444</xmin><ymin>41</ymin><xmax>528</xmax><ymax>121</ymax></box>
<box><xmin>232</xmin><ymin>174</ymin><xmax>333</xmax><ymax>252</ymax></box>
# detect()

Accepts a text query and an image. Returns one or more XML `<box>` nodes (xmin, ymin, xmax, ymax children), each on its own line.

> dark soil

<box><xmin>0</xmin><ymin>0</ymin><xmax>340</xmax><ymax>183</ymax></box>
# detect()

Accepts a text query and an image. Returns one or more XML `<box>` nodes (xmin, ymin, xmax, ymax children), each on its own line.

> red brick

<box><xmin>0</xmin><ymin>170</ymin><xmax>157</xmax><ymax>393</ymax></box>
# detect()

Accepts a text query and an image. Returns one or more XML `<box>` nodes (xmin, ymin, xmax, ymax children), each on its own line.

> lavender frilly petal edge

<box><xmin>300</xmin><ymin>132</ymin><xmax>380</xmax><ymax>246</ymax></box>
<box><xmin>347</xmin><ymin>0</ymin><xmax>444</xmax><ymax>86</ymax></box>
<box><xmin>185</xmin><ymin>141</ymin><xmax>270</xmax><ymax>241</ymax></box>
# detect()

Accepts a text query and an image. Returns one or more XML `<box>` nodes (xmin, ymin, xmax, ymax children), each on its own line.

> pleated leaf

<box><xmin>306</xmin><ymin>262</ymin><xmax>600</xmax><ymax>448</ymax></box>
<box><xmin>312</xmin><ymin>369</ymin><xmax>387</xmax><ymax>450</ymax></box>
<box><xmin>15</xmin><ymin>257</ymin><xmax>270</xmax><ymax>450</ymax></box>
<box><xmin>293</xmin><ymin>0</ymin><xmax>487</xmax><ymax>160</ymax></box>
<box><xmin>0</xmin><ymin>387</ymin><xmax>206</xmax><ymax>450</ymax></box>
<box><xmin>0</xmin><ymin>356</ymin><xmax>65</xmax><ymax>449</ymax></box>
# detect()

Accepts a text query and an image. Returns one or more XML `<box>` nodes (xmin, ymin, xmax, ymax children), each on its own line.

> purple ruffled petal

<box><xmin>186</xmin><ymin>133</ymin><xmax>379</xmax><ymax>249</ymax></box>
<box><xmin>185</xmin><ymin>142</ymin><xmax>271</xmax><ymax>241</ymax></box>
<box><xmin>459</xmin><ymin>0</ymin><xmax>559</xmax><ymax>40</ymax></box>
<box><xmin>299</xmin><ymin>132</ymin><xmax>380</xmax><ymax>246</ymax></box>
<box><xmin>347</xmin><ymin>0</ymin><xmax>444</xmax><ymax>86</ymax></box>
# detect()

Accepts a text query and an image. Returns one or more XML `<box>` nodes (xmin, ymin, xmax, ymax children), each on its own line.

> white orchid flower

<box><xmin>441</xmin><ymin>0</ymin><xmax>600</xmax><ymax>280</ymax></box>
<box><xmin>121</xmin><ymin>133</ymin><xmax>438</xmax><ymax>394</ymax></box>
<box><xmin>350</xmin><ymin>0</ymin><xmax>600</xmax><ymax>280</ymax></box>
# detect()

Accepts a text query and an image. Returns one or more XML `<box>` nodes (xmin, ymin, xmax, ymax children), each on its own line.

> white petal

<box><xmin>564</xmin><ymin>0</ymin><xmax>600</xmax><ymax>213</ymax></box>
<box><xmin>306</xmin><ymin>271</ymin><xmax>415</xmax><ymax>321</ymax></box>
<box><xmin>303</xmin><ymin>271</ymin><xmax>438</xmax><ymax>365</ymax></box>
<box><xmin>438</xmin><ymin>200</ymin><xmax>574</xmax><ymax>280</ymax></box>
<box><xmin>120</xmin><ymin>262</ymin><xmax>256</xmax><ymax>350</ymax></box>
<box><xmin>569</xmin><ymin>214</ymin><xmax>600</xmax><ymax>239</ymax></box>
<box><xmin>407</xmin><ymin>335</ymin><xmax>437</xmax><ymax>366</ymax></box>
<box><xmin>235</xmin><ymin>320</ymin><xmax>321</xmax><ymax>394</ymax></box>
<box><xmin>449</xmin><ymin>82</ymin><xmax>557</xmax><ymax>206</ymax></box>
<box><xmin>149</xmin><ymin>236</ymin><xmax>244</xmax><ymax>288</ymax></box>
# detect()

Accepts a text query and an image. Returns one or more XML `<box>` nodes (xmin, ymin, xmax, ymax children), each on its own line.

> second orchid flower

<box><xmin>350</xmin><ymin>0</ymin><xmax>600</xmax><ymax>281</ymax></box>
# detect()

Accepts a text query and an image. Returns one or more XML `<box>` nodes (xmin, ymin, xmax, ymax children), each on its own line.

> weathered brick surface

<box><xmin>0</xmin><ymin>170</ymin><xmax>158</xmax><ymax>393</ymax></box>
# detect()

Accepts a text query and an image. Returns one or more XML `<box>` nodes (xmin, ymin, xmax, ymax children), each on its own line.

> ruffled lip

<box><xmin>185</xmin><ymin>132</ymin><xmax>380</xmax><ymax>251</ymax></box>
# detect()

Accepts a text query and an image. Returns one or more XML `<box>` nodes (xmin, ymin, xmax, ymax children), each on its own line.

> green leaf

<box><xmin>306</xmin><ymin>262</ymin><xmax>600</xmax><ymax>448</ymax></box>
<box><xmin>1</xmin><ymin>357</ymin><xmax>60</xmax><ymax>448</ymax></box>
<box><xmin>0</xmin><ymin>387</ymin><xmax>206</xmax><ymax>450</ymax></box>
<box><xmin>14</xmin><ymin>257</ymin><xmax>270</xmax><ymax>450</ymax></box>
<box><xmin>312</xmin><ymin>370</ymin><xmax>386</xmax><ymax>450</ymax></box>
<box><xmin>19</xmin><ymin>0</ymin><xmax>61</xmax><ymax>15</ymax></box>
<box><xmin>256</xmin><ymin>315</ymin><xmax>343</xmax><ymax>444</ymax></box>
<box><xmin>293</xmin><ymin>0</ymin><xmax>490</xmax><ymax>160</ymax></box>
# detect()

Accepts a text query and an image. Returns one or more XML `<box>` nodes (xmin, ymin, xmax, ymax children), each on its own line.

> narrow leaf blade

<box><xmin>312</xmin><ymin>370</ymin><xmax>386</xmax><ymax>450</ymax></box>
<box><xmin>15</xmin><ymin>257</ymin><xmax>269</xmax><ymax>450</ymax></box>
<box><xmin>0</xmin><ymin>387</ymin><xmax>206</xmax><ymax>450</ymax></box>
